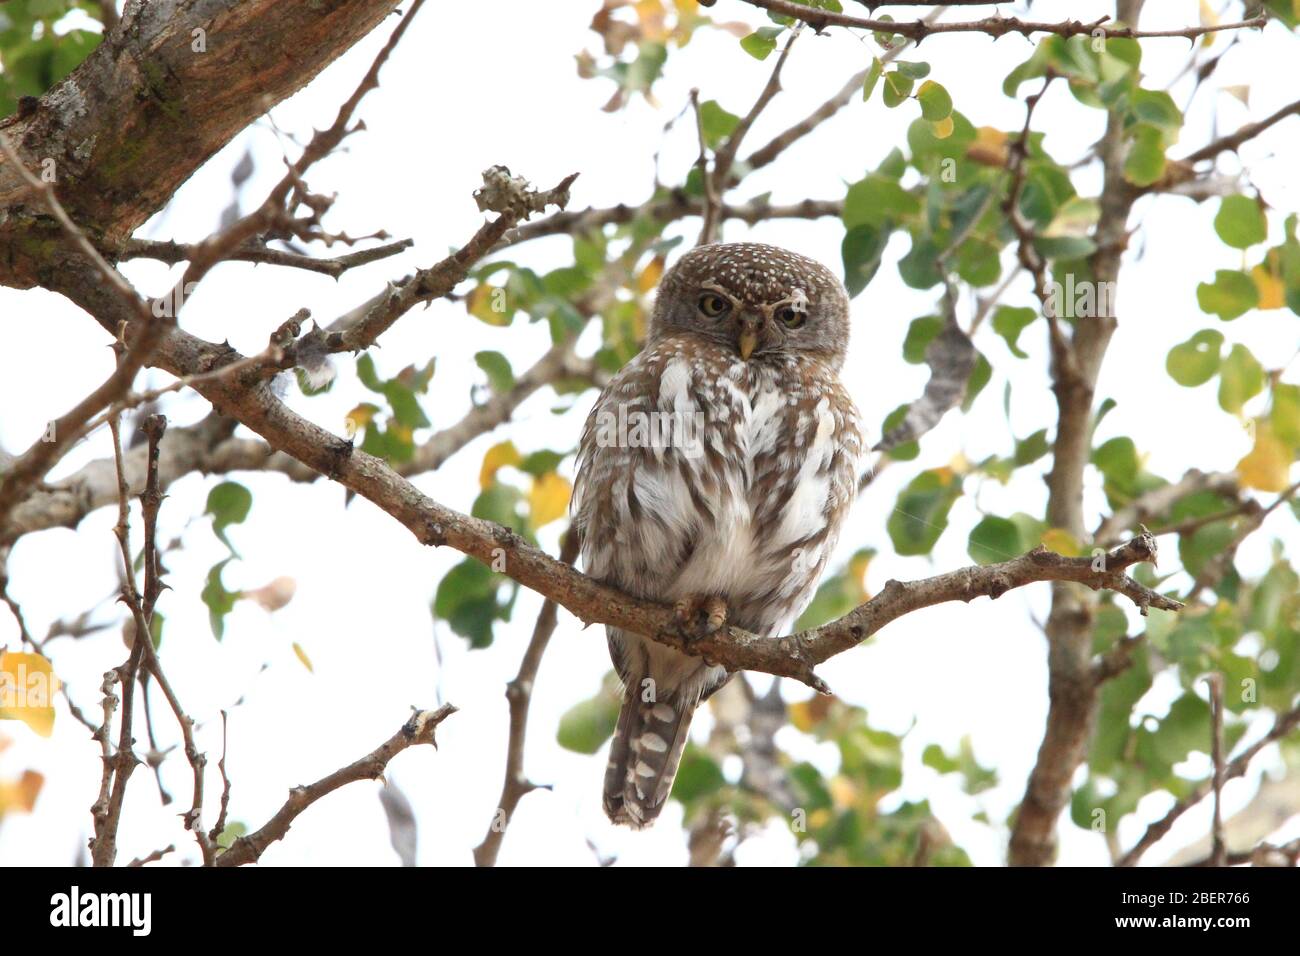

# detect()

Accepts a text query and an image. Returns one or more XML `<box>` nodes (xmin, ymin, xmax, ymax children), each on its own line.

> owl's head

<box><xmin>648</xmin><ymin>241</ymin><xmax>851</xmax><ymax>370</ymax></box>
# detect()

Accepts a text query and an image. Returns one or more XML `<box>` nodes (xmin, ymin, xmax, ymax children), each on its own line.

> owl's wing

<box><xmin>571</xmin><ymin>344</ymin><xmax>732</xmax><ymax>605</ymax></box>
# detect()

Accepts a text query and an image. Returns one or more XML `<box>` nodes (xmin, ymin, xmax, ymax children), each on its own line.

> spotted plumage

<box><xmin>572</xmin><ymin>242</ymin><xmax>862</xmax><ymax>828</ymax></box>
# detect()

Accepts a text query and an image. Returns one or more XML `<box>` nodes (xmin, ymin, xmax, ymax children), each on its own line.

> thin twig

<box><xmin>215</xmin><ymin>704</ymin><xmax>457</xmax><ymax>867</ymax></box>
<box><xmin>1119</xmin><ymin>702</ymin><xmax>1300</xmax><ymax>867</ymax></box>
<box><xmin>120</xmin><ymin>237</ymin><xmax>414</xmax><ymax>278</ymax></box>
<box><xmin>1206</xmin><ymin>673</ymin><xmax>1227</xmax><ymax>868</ymax></box>
<box><xmin>473</xmin><ymin>532</ymin><xmax>579</xmax><ymax>867</ymax></box>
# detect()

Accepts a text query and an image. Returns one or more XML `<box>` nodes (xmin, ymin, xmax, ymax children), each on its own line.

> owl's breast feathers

<box><xmin>572</xmin><ymin>333</ymin><xmax>862</xmax><ymax>636</ymax></box>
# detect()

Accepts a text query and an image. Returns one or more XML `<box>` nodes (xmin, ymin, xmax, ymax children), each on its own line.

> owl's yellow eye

<box><xmin>777</xmin><ymin>305</ymin><xmax>806</xmax><ymax>329</ymax></box>
<box><xmin>698</xmin><ymin>292</ymin><xmax>731</xmax><ymax>318</ymax></box>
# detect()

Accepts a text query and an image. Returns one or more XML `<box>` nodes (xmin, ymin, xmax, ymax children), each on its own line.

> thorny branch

<box><xmin>739</xmin><ymin>0</ymin><xmax>1266</xmax><ymax>41</ymax></box>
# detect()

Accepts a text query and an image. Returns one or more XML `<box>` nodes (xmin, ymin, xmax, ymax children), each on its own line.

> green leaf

<box><xmin>1165</xmin><ymin>329</ymin><xmax>1223</xmax><ymax>387</ymax></box>
<box><xmin>842</xmin><ymin>224</ymin><xmax>888</xmax><ymax>297</ymax></box>
<box><xmin>1218</xmin><ymin>344</ymin><xmax>1265</xmax><ymax>415</ymax></box>
<box><xmin>968</xmin><ymin>515</ymin><xmax>1021</xmax><ymax>565</ymax></box>
<box><xmin>991</xmin><ymin>305</ymin><xmax>1036</xmax><ymax>359</ymax></box>
<box><xmin>740</xmin><ymin>26</ymin><xmax>783</xmax><ymax>60</ymax></box>
<box><xmin>1014</xmin><ymin>428</ymin><xmax>1051</xmax><ymax>465</ymax></box>
<box><xmin>902</xmin><ymin>315</ymin><xmax>942</xmax><ymax>364</ymax></box>
<box><xmin>887</xmin><ymin>469</ymin><xmax>962</xmax><ymax>556</ymax></box>
<box><xmin>1214</xmin><ymin>195</ymin><xmax>1267</xmax><ymax>249</ymax></box>
<box><xmin>1033</xmin><ymin>236</ymin><xmax>1097</xmax><ymax>261</ymax></box>
<box><xmin>205</xmin><ymin>481</ymin><xmax>252</xmax><ymax>556</ymax></box>
<box><xmin>893</xmin><ymin>60</ymin><xmax>931</xmax><ymax>80</ymax></box>
<box><xmin>882</xmin><ymin>70</ymin><xmax>915</xmax><ymax>108</ymax></box>
<box><xmin>519</xmin><ymin>449</ymin><xmax>566</xmax><ymax>477</ymax></box>
<box><xmin>556</xmin><ymin>683</ymin><xmax>620</xmax><ymax>754</ymax></box>
<box><xmin>962</xmin><ymin>352</ymin><xmax>992</xmax><ymax>412</ymax></box>
<box><xmin>433</xmin><ymin>558</ymin><xmax>504</xmax><ymax>648</ymax></box>
<box><xmin>898</xmin><ymin>236</ymin><xmax>940</xmax><ymax>290</ymax></box>
<box><xmin>1197</xmin><ymin>269</ymin><xmax>1259</xmax><ymax>320</ymax></box>
<box><xmin>955</xmin><ymin>239</ymin><xmax>1001</xmax><ymax>288</ymax></box>
<box><xmin>1092</xmin><ymin>436</ymin><xmax>1139</xmax><ymax>487</ymax></box>
<box><xmin>916</xmin><ymin>80</ymin><xmax>952</xmax><ymax>121</ymax></box>
<box><xmin>698</xmin><ymin>100</ymin><xmax>739</xmax><ymax>149</ymax></box>
<box><xmin>475</xmin><ymin>350</ymin><xmax>515</xmax><ymax>394</ymax></box>
<box><xmin>201</xmin><ymin>559</ymin><xmax>238</xmax><ymax>641</ymax></box>
<box><xmin>843</xmin><ymin>174</ymin><xmax>919</xmax><ymax>229</ymax></box>
<box><xmin>357</xmin><ymin>353</ymin><xmax>384</xmax><ymax>391</ymax></box>
<box><xmin>1271</xmin><ymin>383</ymin><xmax>1300</xmax><ymax>449</ymax></box>
<box><xmin>1129</xmin><ymin>89</ymin><xmax>1183</xmax><ymax>135</ymax></box>
<box><xmin>672</xmin><ymin>746</ymin><xmax>727</xmax><ymax>803</ymax></box>
<box><xmin>1122</xmin><ymin>123</ymin><xmax>1166</xmax><ymax>187</ymax></box>
<box><xmin>861</xmin><ymin>56</ymin><xmax>883</xmax><ymax>100</ymax></box>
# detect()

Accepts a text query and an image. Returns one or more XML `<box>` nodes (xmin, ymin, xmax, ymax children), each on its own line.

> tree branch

<box><xmin>1118</xmin><ymin>702</ymin><xmax>1300</xmax><ymax>867</ymax></box>
<box><xmin>739</xmin><ymin>1</ymin><xmax>1264</xmax><ymax>41</ymax></box>
<box><xmin>119</xmin><ymin>237</ymin><xmax>414</xmax><ymax>278</ymax></box>
<box><xmin>214</xmin><ymin>704</ymin><xmax>457</xmax><ymax>867</ymax></box>
<box><xmin>473</xmin><ymin>532</ymin><xmax>579</xmax><ymax>867</ymax></box>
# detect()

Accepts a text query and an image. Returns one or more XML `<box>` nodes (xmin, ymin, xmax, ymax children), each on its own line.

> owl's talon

<box><xmin>674</xmin><ymin>593</ymin><xmax>728</xmax><ymax>640</ymax></box>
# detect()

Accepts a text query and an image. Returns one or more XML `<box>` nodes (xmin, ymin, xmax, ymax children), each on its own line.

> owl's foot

<box><xmin>674</xmin><ymin>593</ymin><xmax>728</xmax><ymax>640</ymax></box>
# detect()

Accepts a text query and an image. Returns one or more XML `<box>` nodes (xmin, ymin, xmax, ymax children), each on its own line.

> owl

<box><xmin>571</xmin><ymin>241</ymin><xmax>863</xmax><ymax>828</ymax></box>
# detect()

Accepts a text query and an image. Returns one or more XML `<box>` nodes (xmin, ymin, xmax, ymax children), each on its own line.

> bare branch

<box><xmin>1206</xmin><ymin>674</ymin><xmax>1227</xmax><ymax>868</ymax></box>
<box><xmin>1180</xmin><ymin>98</ymin><xmax>1300</xmax><ymax>166</ymax></box>
<box><xmin>473</xmin><ymin>532</ymin><xmax>579</xmax><ymax>867</ymax></box>
<box><xmin>739</xmin><ymin>1</ymin><xmax>1265</xmax><ymax>41</ymax></box>
<box><xmin>119</xmin><ymin>237</ymin><xmax>414</xmax><ymax>278</ymax></box>
<box><xmin>215</xmin><ymin>704</ymin><xmax>457</xmax><ymax>867</ymax></box>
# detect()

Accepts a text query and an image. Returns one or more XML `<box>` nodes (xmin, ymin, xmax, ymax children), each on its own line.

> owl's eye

<box><xmin>777</xmin><ymin>305</ymin><xmax>807</xmax><ymax>329</ymax></box>
<box><xmin>698</xmin><ymin>292</ymin><xmax>731</xmax><ymax>318</ymax></box>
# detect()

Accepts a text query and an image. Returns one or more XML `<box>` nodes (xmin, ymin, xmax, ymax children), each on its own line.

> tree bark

<box><xmin>0</xmin><ymin>0</ymin><xmax>403</xmax><ymax>289</ymax></box>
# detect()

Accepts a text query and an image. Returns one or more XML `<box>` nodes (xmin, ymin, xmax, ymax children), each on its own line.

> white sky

<box><xmin>1</xmin><ymin>0</ymin><xmax>1299</xmax><ymax>867</ymax></box>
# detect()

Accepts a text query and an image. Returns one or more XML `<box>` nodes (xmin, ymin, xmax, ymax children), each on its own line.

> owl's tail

<box><xmin>603</xmin><ymin>685</ymin><xmax>698</xmax><ymax>829</ymax></box>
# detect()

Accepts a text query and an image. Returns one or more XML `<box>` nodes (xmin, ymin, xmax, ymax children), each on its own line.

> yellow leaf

<box><xmin>479</xmin><ymin>441</ymin><xmax>522</xmax><ymax>489</ymax></box>
<box><xmin>1199</xmin><ymin>0</ymin><xmax>1218</xmax><ymax>46</ymax></box>
<box><xmin>389</xmin><ymin>422</ymin><xmax>413</xmax><ymax>446</ymax></box>
<box><xmin>967</xmin><ymin>126</ymin><xmax>1009</xmax><ymax>167</ymax></box>
<box><xmin>292</xmin><ymin>642</ymin><xmax>314</xmax><ymax>673</ymax></box>
<box><xmin>0</xmin><ymin>769</ymin><xmax>44</xmax><ymax>815</ymax></box>
<box><xmin>1238</xmin><ymin>423</ymin><xmax>1291</xmax><ymax>492</ymax></box>
<box><xmin>930</xmin><ymin>115</ymin><xmax>954</xmax><ymax>140</ymax></box>
<box><xmin>1041</xmin><ymin>528</ymin><xmax>1083</xmax><ymax>557</ymax></box>
<box><xmin>635</xmin><ymin>0</ymin><xmax>668</xmax><ymax>41</ymax></box>
<box><xmin>829</xmin><ymin>775</ymin><xmax>858</xmax><ymax>809</ymax></box>
<box><xmin>788</xmin><ymin>694</ymin><xmax>835</xmax><ymax>733</ymax></box>
<box><xmin>0</xmin><ymin>652</ymin><xmax>59</xmax><ymax>738</ymax></box>
<box><xmin>467</xmin><ymin>284</ymin><xmax>510</xmax><ymax>326</ymax></box>
<box><xmin>529</xmin><ymin>472</ymin><xmax>572</xmax><ymax>527</ymax></box>
<box><xmin>849</xmin><ymin>552</ymin><xmax>872</xmax><ymax>602</ymax></box>
<box><xmin>345</xmin><ymin>403</ymin><xmax>378</xmax><ymax>438</ymax></box>
<box><xmin>638</xmin><ymin>255</ymin><xmax>665</xmax><ymax>294</ymax></box>
<box><xmin>1252</xmin><ymin>263</ymin><xmax>1285</xmax><ymax>311</ymax></box>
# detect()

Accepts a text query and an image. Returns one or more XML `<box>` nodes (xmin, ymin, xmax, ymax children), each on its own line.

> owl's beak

<box><xmin>737</xmin><ymin>315</ymin><xmax>762</xmax><ymax>361</ymax></box>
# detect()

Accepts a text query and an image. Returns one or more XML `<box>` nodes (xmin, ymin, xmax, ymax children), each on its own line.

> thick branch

<box><xmin>0</xmin><ymin>0</ymin><xmax>409</xmax><ymax>287</ymax></box>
